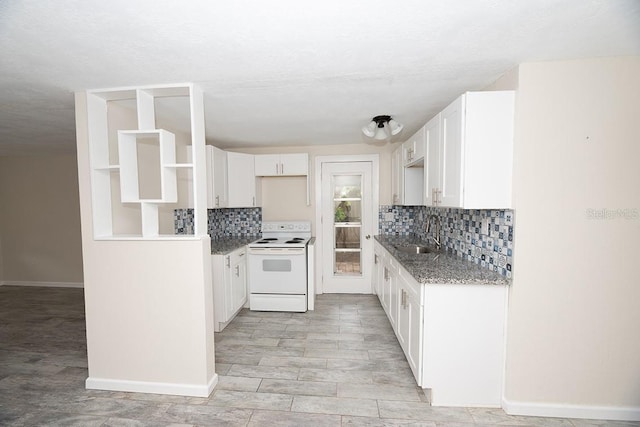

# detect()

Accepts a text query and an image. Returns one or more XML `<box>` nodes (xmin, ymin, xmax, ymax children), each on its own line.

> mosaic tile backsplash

<box><xmin>174</xmin><ymin>208</ymin><xmax>262</xmax><ymax>238</ymax></box>
<box><xmin>379</xmin><ymin>205</ymin><xmax>514</xmax><ymax>278</ymax></box>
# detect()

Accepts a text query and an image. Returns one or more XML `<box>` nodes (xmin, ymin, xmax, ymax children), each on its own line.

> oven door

<box><xmin>248</xmin><ymin>247</ymin><xmax>307</xmax><ymax>294</ymax></box>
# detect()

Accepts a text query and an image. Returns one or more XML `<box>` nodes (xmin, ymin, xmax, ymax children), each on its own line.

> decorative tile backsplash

<box><xmin>174</xmin><ymin>208</ymin><xmax>262</xmax><ymax>238</ymax></box>
<box><xmin>379</xmin><ymin>205</ymin><xmax>514</xmax><ymax>278</ymax></box>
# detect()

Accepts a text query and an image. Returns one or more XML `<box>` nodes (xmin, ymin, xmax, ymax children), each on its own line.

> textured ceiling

<box><xmin>1</xmin><ymin>0</ymin><xmax>639</xmax><ymax>155</ymax></box>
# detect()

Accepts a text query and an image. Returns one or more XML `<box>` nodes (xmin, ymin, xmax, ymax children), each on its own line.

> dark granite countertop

<box><xmin>375</xmin><ymin>235</ymin><xmax>509</xmax><ymax>286</ymax></box>
<box><xmin>210</xmin><ymin>236</ymin><xmax>259</xmax><ymax>255</ymax></box>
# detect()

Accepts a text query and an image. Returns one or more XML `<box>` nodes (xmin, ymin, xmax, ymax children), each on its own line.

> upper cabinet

<box><xmin>206</xmin><ymin>145</ymin><xmax>228</xmax><ymax>208</ymax></box>
<box><xmin>402</xmin><ymin>127</ymin><xmax>425</xmax><ymax>166</ymax></box>
<box><xmin>391</xmin><ymin>146</ymin><xmax>404</xmax><ymax>205</ymax></box>
<box><xmin>227</xmin><ymin>152</ymin><xmax>260</xmax><ymax>208</ymax></box>
<box><xmin>423</xmin><ymin>114</ymin><xmax>440</xmax><ymax>207</ymax></box>
<box><xmin>425</xmin><ymin>91</ymin><xmax>515</xmax><ymax>209</ymax></box>
<box><xmin>393</xmin><ymin>131</ymin><xmax>425</xmax><ymax>206</ymax></box>
<box><xmin>255</xmin><ymin>153</ymin><xmax>308</xmax><ymax>176</ymax></box>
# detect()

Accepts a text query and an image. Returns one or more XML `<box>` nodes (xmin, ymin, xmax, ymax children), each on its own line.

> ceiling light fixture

<box><xmin>362</xmin><ymin>115</ymin><xmax>403</xmax><ymax>141</ymax></box>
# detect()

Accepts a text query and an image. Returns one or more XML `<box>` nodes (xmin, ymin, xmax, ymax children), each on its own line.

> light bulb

<box><xmin>388</xmin><ymin>119</ymin><xmax>403</xmax><ymax>135</ymax></box>
<box><xmin>362</xmin><ymin>121</ymin><xmax>376</xmax><ymax>138</ymax></box>
<box><xmin>374</xmin><ymin>122</ymin><xmax>390</xmax><ymax>140</ymax></box>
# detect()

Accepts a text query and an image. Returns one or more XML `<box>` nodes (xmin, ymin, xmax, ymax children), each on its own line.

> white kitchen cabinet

<box><xmin>421</xmin><ymin>284</ymin><xmax>506</xmax><ymax>406</ymax></box>
<box><xmin>373</xmin><ymin>242</ymin><xmax>384</xmax><ymax>298</ymax></box>
<box><xmin>212</xmin><ymin>246</ymin><xmax>248</xmax><ymax>332</ymax></box>
<box><xmin>385</xmin><ymin>256</ymin><xmax>399</xmax><ymax>329</ymax></box>
<box><xmin>396</xmin><ymin>268</ymin><xmax>423</xmax><ymax>381</ymax></box>
<box><xmin>423</xmin><ymin>114</ymin><xmax>440</xmax><ymax>207</ymax></box>
<box><xmin>206</xmin><ymin>145</ymin><xmax>228</xmax><ymax>208</ymax></box>
<box><xmin>227</xmin><ymin>152</ymin><xmax>260</xmax><ymax>207</ymax></box>
<box><xmin>391</xmin><ymin>145</ymin><xmax>423</xmax><ymax>206</ymax></box>
<box><xmin>375</xmin><ymin>241</ymin><xmax>507</xmax><ymax>407</ymax></box>
<box><xmin>403</xmin><ymin>126</ymin><xmax>425</xmax><ymax>166</ymax></box>
<box><xmin>391</xmin><ymin>146</ymin><xmax>403</xmax><ymax>205</ymax></box>
<box><xmin>254</xmin><ymin>153</ymin><xmax>308</xmax><ymax>176</ymax></box>
<box><xmin>425</xmin><ymin>91</ymin><xmax>515</xmax><ymax>209</ymax></box>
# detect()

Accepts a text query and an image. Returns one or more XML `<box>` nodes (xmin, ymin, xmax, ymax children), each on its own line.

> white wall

<box><xmin>0</xmin><ymin>154</ymin><xmax>84</xmax><ymax>285</ymax></box>
<box><xmin>75</xmin><ymin>92</ymin><xmax>216</xmax><ymax>396</ymax></box>
<box><xmin>497</xmin><ymin>57</ymin><xmax>640</xmax><ymax>419</ymax></box>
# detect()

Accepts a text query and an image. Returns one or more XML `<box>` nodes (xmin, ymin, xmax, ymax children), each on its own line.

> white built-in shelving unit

<box><xmin>86</xmin><ymin>83</ymin><xmax>207</xmax><ymax>239</ymax></box>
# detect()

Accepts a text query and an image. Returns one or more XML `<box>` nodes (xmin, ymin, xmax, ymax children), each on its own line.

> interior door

<box><xmin>321</xmin><ymin>161</ymin><xmax>373</xmax><ymax>293</ymax></box>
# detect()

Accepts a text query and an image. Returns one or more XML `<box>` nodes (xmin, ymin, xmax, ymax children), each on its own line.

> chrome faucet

<box><xmin>426</xmin><ymin>214</ymin><xmax>442</xmax><ymax>250</ymax></box>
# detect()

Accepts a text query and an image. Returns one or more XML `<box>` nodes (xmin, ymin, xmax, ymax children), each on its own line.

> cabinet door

<box><xmin>211</xmin><ymin>254</ymin><xmax>228</xmax><ymax>331</ymax></box>
<box><xmin>391</xmin><ymin>147</ymin><xmax>403</xmax><ymax>205</ymax></box>
<box><xmin>229</xmin><ymin>249</ymin><xmax>247</xmax><ymax>315</ymax></box>
<box><xmin>212</xmin><ymin>147</ymin><xmax>228</xmax><ymax>207</ymax></box>
<box><xmin>381</xmin><ymin>264</ymin><xmax>390</xmax><ymax>314</ymax></box>
<box><xmin>439</xmin><ymin>95</ymin><xmax>465</xmax><ymax>207</ymax></box>
<box><xmin>405</xmin><ymin>282</ymin><xmax>422</xmax><ymax>382</ymax></box>
<box><xmin>280</xmin><ymin>153</ymin><xmax>308</xmax><ymax>176</ymax></box>
<box><xmin>396</xmin><ymin>278</ymin><xmax>409</xmax><ymax>350</ymax></box>
<box><xmin>403</xmin><ymin>127</ymin><xmax>425</xmax><ymax>166</ymax></box>
<box><xmin>396</xmin><ymin>270</ymin><xmax>423</xmax><ymax>384</ymax></box>
<box><xmin>423</xmin><ymin>114</ymin><xmax>440</xmax><ymax>206</ymax></box>
<box><xmin>388</xmin><ymin>263</ymin><xmax>398</xmax><ymax>329</ymax></box>
<box><xmin>207</xmin><ymin>146</ymin><xmax>228</xmax><ymax>208</ymax></box>
<box><xmin>222</xmin><ymin>254</ymin><xmax>233</xmax><ymax>322</ymax></box>
<box><xmin>254</xmin><ymin>154</ymin><xmax>280</xmax><ymax>176</ymax></box>
<box><xmin>227</xmin><ymin>152</ymin><xmax>257</xmax><ymax>207</ymax></box>
<box><xmin>373</xmin><ymin>248</ymin><xmax>381</xmax><ymax>298</ymax></box>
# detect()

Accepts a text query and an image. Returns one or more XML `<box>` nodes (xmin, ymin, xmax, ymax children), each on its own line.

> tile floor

<box><xmin>1</xmin><ymin>285</ymin><xmax>638</xmax><ymax>426</ymax></box>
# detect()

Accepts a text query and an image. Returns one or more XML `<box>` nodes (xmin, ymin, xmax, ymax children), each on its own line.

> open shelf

<box><xmin>86</xmin><ymin>83</ymin><xmax>207</xmax><ymax>239</ymax></box>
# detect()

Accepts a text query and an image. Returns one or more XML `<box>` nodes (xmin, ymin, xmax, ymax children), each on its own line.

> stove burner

<box><xmin>261</xmin><ymin>238</ymin><xmax>277</xmax><ymax>241</ymax></box>
<box><xmin>285</xmin><ymin>240</ymin><xmax>303</xmax><ymax>244</ymax></box>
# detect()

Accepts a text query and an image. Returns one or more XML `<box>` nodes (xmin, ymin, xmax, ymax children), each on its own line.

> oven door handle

<box><xmin>248</xmin><ymin>247</ymin><xmax>306</xmax><ymax>256</ymax></box>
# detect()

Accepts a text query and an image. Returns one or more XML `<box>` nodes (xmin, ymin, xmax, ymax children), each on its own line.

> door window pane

<box><xmin>335</xmin><ymin>251</ymin><xmax>362</xmax><ymax>275</ymax></box>
<box><xmin>334</xmin><ymin>200</ymin><xmax>361</xmax><ymax>223</ymax></box>
<box><xmin>333</xmin><ymin>176</ymin><xmax>362</xmax><ymax>198</ymax></box>
<box><xmin>332</xmin><ymin>174</ymin><xmax>363</xmax><ymax>276</ymax></box>
<box><xmin>335</xmin><ymin>226</ymin><xmax>360</xmax><ymax>249</ymax></box>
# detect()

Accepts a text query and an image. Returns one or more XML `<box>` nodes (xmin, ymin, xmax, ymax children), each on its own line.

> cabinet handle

<box><xmin>238</xmin><ymin>252</ymin><xmax>245</xmax><ymax>257</ymax></box>
<box><xmin>225</xmin><ymin>256</ymin><xmax>230</xmax><ymax>268</ymax></box>
<box><xmin>235</xmin><ymin>265</ymin><xmax>239</xmax><ymax>277</ymax></box>
<box><xmin>215</xmin><ymin>195</ymin><xmax>220</xmax><ymax>207</ymax></box>
<box><xmin>384</xmin><ymin>267</ymin><xmax>389</xmax><ymax>280</ymax></box>
<box><xmin>252</xmin><ymin>196</ymin><xmax>255</xmax><ymax>206</ymax></box>
<box><xmin>276</xmin><ymin>163</ymin><xmax>279</xmax><ymax>175</ymax></box>
<box><xmin>280</xmin><ymin>163</ymin><xmax>284</xmax><ymax>175</ymax></box>
<box><xmin>374</xmin><ymin>254</ymin><xmax>378</xmax><ymax>264</ymax></box>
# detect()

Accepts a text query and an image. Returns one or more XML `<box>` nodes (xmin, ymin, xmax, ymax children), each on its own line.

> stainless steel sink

<box><xmin>394</xmin><ymin>245</ymin><xmax>436</xmax><ymax>254</ymax></box>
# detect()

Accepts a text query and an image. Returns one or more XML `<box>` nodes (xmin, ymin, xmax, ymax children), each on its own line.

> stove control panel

<box><xmin>262</xmin><ymin>221</ymin><xmax>311</xmax><ymax>233</ymax></box>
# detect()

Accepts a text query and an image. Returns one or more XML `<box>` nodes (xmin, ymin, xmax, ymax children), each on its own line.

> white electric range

<box><xmin>247</xmin><ymin>221</ymin><xmax>311</xmax><ymax>312</ymax></box>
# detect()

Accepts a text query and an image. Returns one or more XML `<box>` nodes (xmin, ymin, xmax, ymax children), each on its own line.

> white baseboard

<box><xmin>503</xmin><ymin>397</ymin><xmax>640</xmax><ymax>421</ymax></box>
<box><xmin>86</xmin><ymin>374</ymin><xmax>218</xmax><ymax>398</ymax></box>
<box><xmin>0</xmin><ymin>280</ymin><xmax>84</xmax><ymax>288</ymax></box>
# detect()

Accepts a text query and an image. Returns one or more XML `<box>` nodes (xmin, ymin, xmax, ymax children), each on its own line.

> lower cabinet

<box><xmin>212</xmin><ymin>246</ymin><xmax>247</xmax><ymax>332</ymax></box>
<box><xmin>396</xmin><ymin>269</ymin><xmax>422</xmax><ymax>381</ymax></box>
<box><xmin>374</xmin><ymin>242</ymin><xmax>507</xmax><ymax>407</ymax></box>
<box><xmin>421</xmin><ymin>284</ymin><xmax>506</xmax><ymax>407</ymax></box>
